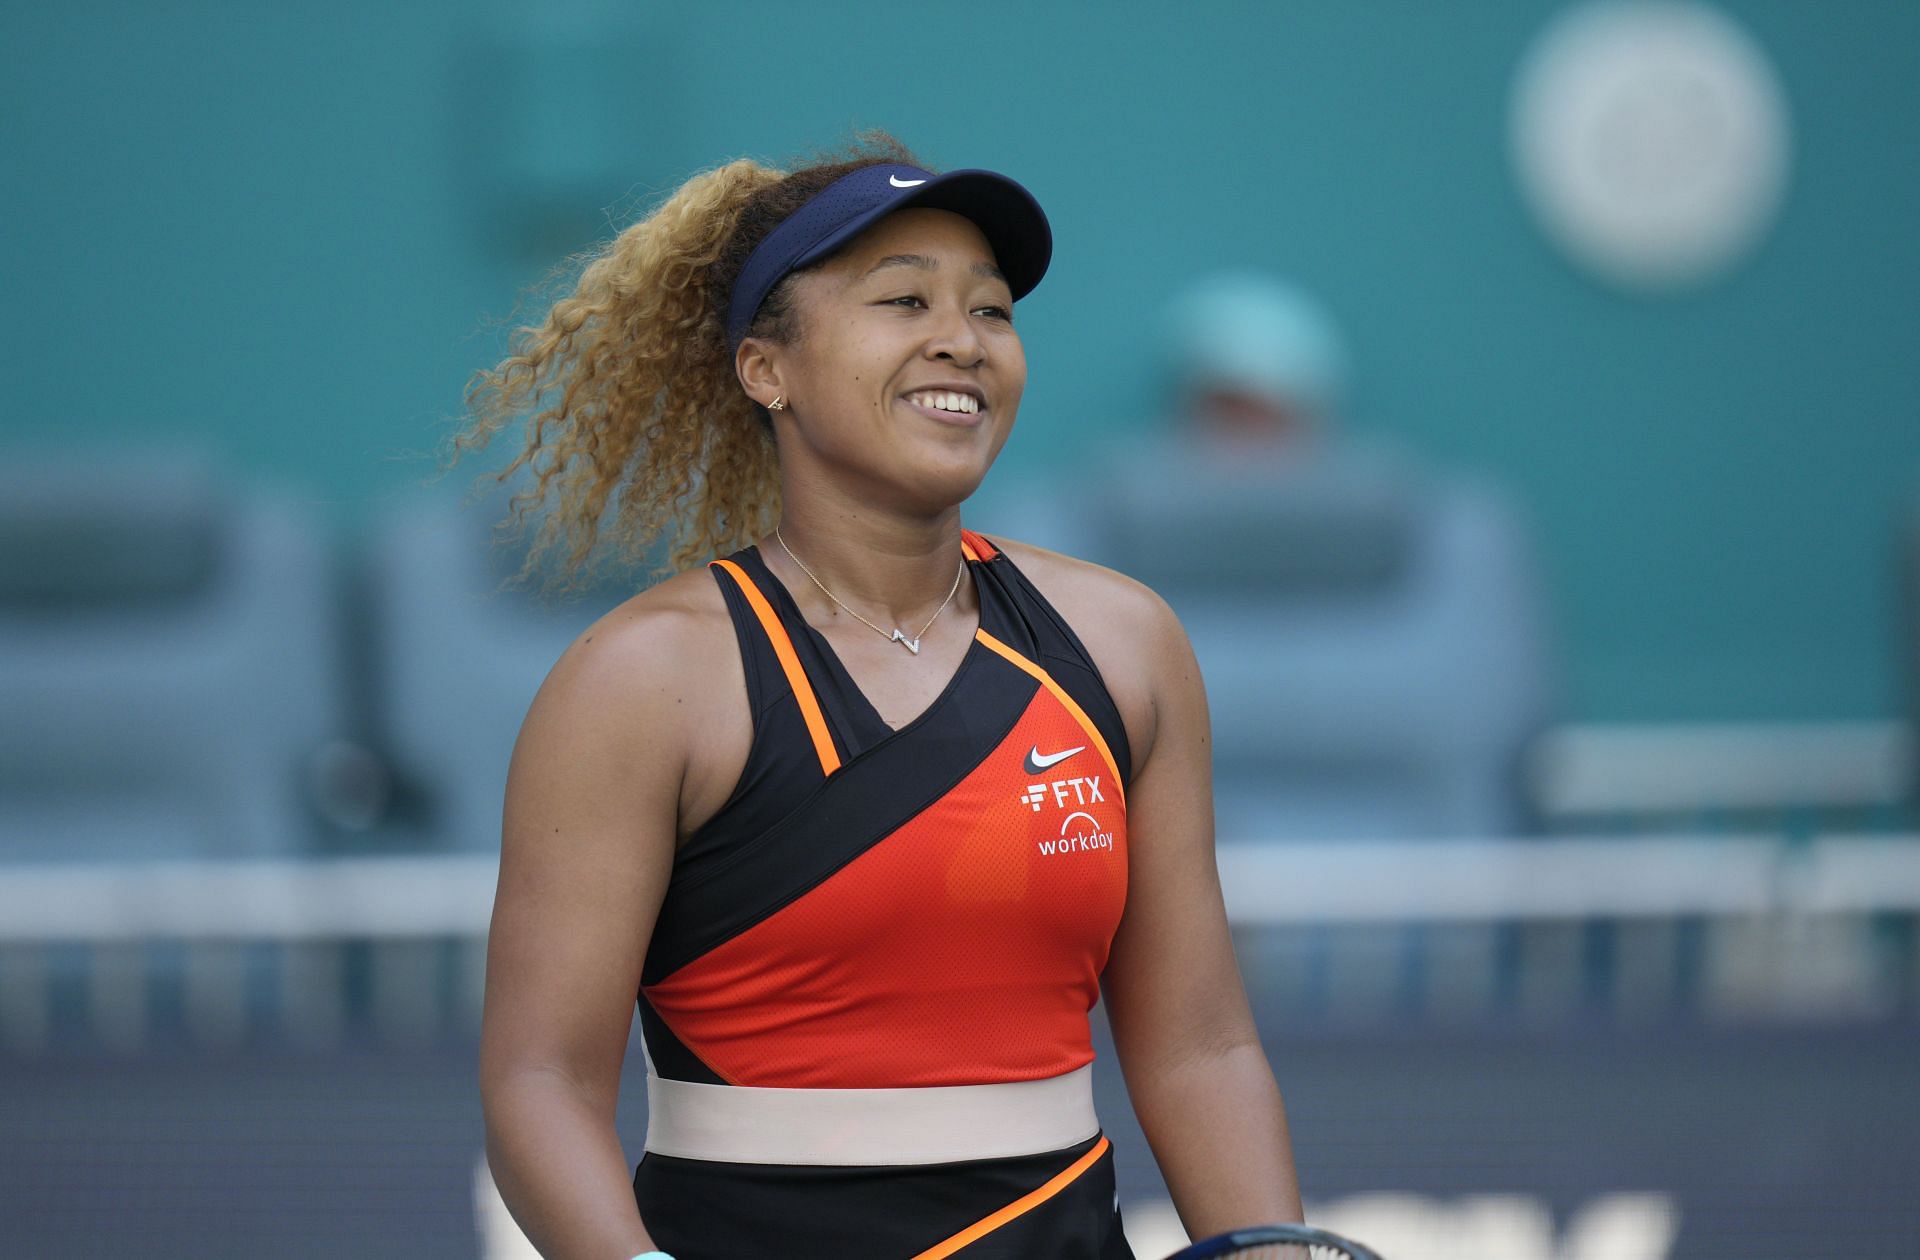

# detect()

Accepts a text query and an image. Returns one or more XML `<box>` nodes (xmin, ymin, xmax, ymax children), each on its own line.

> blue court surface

<box><xmin>3</xmin><ymin>1018</ymin><xmax>1914</xmax><ymax>1259</ymax></box>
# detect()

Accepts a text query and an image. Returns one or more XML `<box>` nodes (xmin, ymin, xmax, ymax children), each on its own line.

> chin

<box><xmin>892</xmin><ymin>449</ymin><xmax>997</xmax><ymax>514</ymax></box>
<box><xmin>895</xmin><ymin>423</ymin><xmax>1004</xmax><ymax>493</ymax></box>
<box><xmin>922</xmin><ymin>465</ymin><xmax>995</xmax><ymax>512</ymax></box>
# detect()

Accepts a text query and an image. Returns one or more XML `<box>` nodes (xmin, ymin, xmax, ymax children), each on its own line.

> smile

<box><xmin>902</xmin><ymin>389</ymin><xmax>980</xmax><ymax>415</ymax></box>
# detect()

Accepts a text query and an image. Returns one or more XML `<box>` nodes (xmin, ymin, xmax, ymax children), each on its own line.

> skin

<box><xmin>477</xmin><ymin>205</ymin><xmax>1300</xmax><ymax>1258</ymax></box>
<box><xmin>1189</xmin><ymin>385</ymin><xmax>1324</xmax><ymax>454</ymax></box>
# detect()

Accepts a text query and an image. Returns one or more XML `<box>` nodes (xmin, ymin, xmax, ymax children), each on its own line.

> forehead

<box><xmin>824</xmin><ymin>206</ymin><xmax>1002</xmax><ymax>279</ymax></box>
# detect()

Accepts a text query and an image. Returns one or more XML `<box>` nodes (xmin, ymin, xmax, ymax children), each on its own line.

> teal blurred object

<box><xmin>1906</xmin><ymin>481</ymin><xmax>1920</xmax><ymax>812</ymax></box>
<box><xmin>363</xmin><ymin>472</ymin><xmax>656</xmax><ymax>852</ymax></box>
<box><xmin>5</xmin><ymin>0</ymin><xmax>1919</xmax><ymax>725</ymax></box>
<box><xmin>0</xmin><ymin>446</ymin><xmax>344</xmax><ymax>860</ymax></box>
<box><xmin>988</xmin><ymin>436</ymin><xmax>1557</xmax><ymax>841</ymax></box>
<box><xmin>1160</xmin><ymin>271</ymin><xmax>1349</xmax><ymax>420</ymax></box>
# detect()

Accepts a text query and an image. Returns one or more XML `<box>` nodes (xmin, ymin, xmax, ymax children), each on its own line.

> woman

<box><xmin>465</xmin><ymin>133</ymin><xmax>1301</xmax><ymax>1259</ymax></box>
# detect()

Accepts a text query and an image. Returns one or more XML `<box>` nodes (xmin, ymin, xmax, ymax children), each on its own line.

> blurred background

<box><xmin>3</xmin><ymin>1</ymin><xmax>1917</xmax><ymax>1256</ymax></box>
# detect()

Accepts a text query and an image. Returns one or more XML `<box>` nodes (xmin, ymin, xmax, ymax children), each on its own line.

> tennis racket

<box><xmin>1164</xmin><ymin>1222</ymin><xmax>1384</xmax><ymax>1259</ymax></box>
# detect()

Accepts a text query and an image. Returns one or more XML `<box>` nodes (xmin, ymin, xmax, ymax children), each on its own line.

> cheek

<box><xmin>798</xmin><ymin>328</ymin><xmax>888</xmax><ymax>401</ymax></box>
<box><xmin>998</xmin><ymin>342</ymin><xmax>1029</xmax><ymax>398</ymax></box>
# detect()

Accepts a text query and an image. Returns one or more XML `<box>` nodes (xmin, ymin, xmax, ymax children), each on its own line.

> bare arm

<box><xmin>477</xmin><ymin>602</ymin><xmax>708</xmax><ymax>1259</ymax></box>
<box><xmin>1098</xmin><ymin>585</ymin><xmax>1303</xmax><ymax>1238</ymax></box>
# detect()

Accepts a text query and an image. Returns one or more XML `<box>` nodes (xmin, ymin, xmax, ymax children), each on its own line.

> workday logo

<box><xmin>1039</xmin><ymin>810</ymin><xmax>1114</xmax><ymax>856</ymax></box>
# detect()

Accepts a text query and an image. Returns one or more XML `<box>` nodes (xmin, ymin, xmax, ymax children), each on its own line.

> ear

<box><xmin>735</xmin><ymin>336</ymin><xmax>786</xmax><ymax>411</ymax></box>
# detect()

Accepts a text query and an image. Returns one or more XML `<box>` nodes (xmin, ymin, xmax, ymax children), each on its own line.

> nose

<box><xmin>923</xmin><ymin>298</ymin><xmax>985</xmax><ymax>367</ymax></box>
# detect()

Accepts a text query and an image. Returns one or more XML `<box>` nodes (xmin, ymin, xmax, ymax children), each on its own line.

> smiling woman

<box><xmin>452</xmin><ymin>131</ymin><xmax>1303</xmax><ymax>1260</ymax></box>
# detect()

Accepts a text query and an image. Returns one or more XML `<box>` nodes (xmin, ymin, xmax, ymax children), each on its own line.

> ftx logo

<box><xmin>1021</xmin><ymin>776</ymin><xmax>1105</xmax><ymax>812</ymax></box>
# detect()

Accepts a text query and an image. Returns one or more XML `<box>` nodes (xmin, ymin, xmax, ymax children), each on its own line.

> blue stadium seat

<box><xmin>975</xmin><ymin>437</ymin><xmax>1559</xmax><ymax>841</ymax></box>
<box><xmin>1906</xmin><ymin>482</ymin><xmax>1920</xmax><ymax>819</ymax></box>
<box><xmin>366</xmin><ymin>476</ymin><xmax>641</xmax><ymax>852</ymax></box>
<box><xmin>0</xmin><ymin>445</ymin><xmax>343</xmax><ymax>861</ymax></box>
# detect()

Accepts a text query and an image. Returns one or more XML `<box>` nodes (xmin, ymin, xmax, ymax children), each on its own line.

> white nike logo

<box><xmin>1025</xmin><ymin>744</ymin><xmax>1086</xmax><ymax>773</ymax></box>
<box><xmin>889</xmin><ymin>175</ymin><xmax>927</xmax><ymax>187</ymax></box>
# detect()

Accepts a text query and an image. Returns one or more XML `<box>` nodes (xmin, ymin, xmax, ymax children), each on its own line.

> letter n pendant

<box><xmin>890</xmin><ymin>629</ymin><xmax>921</xmax><ymax>654</ymax></box>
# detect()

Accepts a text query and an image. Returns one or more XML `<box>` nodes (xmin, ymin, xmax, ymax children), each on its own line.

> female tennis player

<box><xmin>466</xmin><ymin>132</ymin><xmax>1301</xmax><ymax>1259</ymax></box>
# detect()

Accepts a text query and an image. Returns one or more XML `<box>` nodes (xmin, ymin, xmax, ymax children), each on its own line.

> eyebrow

<box><xmin>863</xmin><ymin>252</ymin><xmax>1008</xmax><ymax>285</ymax></box>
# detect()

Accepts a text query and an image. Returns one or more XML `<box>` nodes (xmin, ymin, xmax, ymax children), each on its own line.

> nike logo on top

<box><xmin>1024</xmin><ymin>744</ymin><xmax>1086</xmax><ymax>774</ymax></box>
<box><xmin>889</xmin><ymin>175</ymin><xmax>927</xmax><ymax>187</ymax></box>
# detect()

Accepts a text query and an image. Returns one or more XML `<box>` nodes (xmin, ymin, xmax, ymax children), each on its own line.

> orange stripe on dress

<box><xmin>959</xmin><ymin>528</ymin><xmax>998</xmax><ymax>562</ymax></box>
<box><xmin>974</xmin><ymin>629</ymin><xmax>1124</xmax><ymax>805</ymax></box>
<box><xmin>710</xmin><ymin>559</ymin><xmax>841</xmax><ymax>777</ymax></box>
<box><xmin>908</xmin><ymin>1136</ymin><xmax>1111</xmax><ymax>1260</ymax></box>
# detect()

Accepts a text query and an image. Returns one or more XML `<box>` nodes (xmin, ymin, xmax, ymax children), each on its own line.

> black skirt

<box><xmin>632</xmin><ymin>1130</ymin><xmax>1138</xmax><ymax>1259</ymax></box>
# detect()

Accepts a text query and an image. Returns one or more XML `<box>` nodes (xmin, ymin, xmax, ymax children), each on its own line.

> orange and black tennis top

<box><xmin>637</xmin><ymin>529</ymin><xmax>1131</xmax><ymax>1090</ymax></box>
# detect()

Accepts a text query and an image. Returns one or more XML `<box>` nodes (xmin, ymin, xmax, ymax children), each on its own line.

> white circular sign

<box><xmin>1510</xmin><ymin>1</ymin><xmax>1792</xmax><ymax>291</ymax></box>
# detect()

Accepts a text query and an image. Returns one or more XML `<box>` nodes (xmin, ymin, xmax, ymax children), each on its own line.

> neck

<box><xmin>767</xmin><ymin>487</ymin><xmax>972</xmax><ymax>629</ymax></box>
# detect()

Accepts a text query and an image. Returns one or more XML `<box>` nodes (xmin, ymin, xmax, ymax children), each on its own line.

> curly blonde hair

<box><xmin>438</xmin><ymin>130</ymin><xmax>926</xmax><ymax>596</ymax></box>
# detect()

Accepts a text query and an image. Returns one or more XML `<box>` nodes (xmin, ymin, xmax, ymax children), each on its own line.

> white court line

<box><xmin>0</xmin><ymin>837</ymin><xmax>1914</xmax><ymax>944</ymax></box>
<box><xmin>1212</xmin><ymin>836</ymin><xmax>1783</xmax><ymax>923</ymax></box>
<box><xmin>1123</xmin><ymin>1192</ymin><xmax>1680</xmax><ymax>1260</ymax></box>
<box><xmin>472</xmin><ymin>1150</ymin><xmax>541</xmax><ymax>1259</ymax></box>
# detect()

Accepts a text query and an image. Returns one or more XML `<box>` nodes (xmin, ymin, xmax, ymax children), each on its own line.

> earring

<box><xmin>767</xmin><ymin>395</ymin><xmax>788</xmax><ymax>411</ymax></box>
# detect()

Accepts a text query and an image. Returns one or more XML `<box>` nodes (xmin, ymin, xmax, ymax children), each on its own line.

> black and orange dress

<box><xmin>631</xmin><ymin>528</ymin><xmax>1137</xmax><ymax>1259</ymax></box>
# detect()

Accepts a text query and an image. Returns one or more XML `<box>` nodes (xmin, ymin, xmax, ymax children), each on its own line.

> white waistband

<box><xmin>643</xmin><ymin>1063</ymin><xmax>1099</xmax><ymax>1166</ymax></box>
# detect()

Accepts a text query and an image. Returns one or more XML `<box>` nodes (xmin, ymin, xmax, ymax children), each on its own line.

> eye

<box><xmin>882</xmin><ymin>295</ymin><xmax>925</xmax><ymax>308</ymax></box>
<box><xmin>975</xmin><ymin>304</ymin><xmax>1013</xmax><ymax>323</ymax></box>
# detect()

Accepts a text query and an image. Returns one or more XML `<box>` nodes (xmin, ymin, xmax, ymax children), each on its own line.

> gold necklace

<box><xmin>773</xmin><ymin>527</ymin><xmax>966</xmax><ymax>656</ymax></box>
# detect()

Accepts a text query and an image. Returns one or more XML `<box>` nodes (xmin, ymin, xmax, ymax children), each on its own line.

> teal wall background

<box><xmin>4</xmin><ymin>1</ymin><xmax>1917</xmax><ymax>723</ymax></box>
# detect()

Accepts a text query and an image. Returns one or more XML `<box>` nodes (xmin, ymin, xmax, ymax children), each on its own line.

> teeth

<box><xmin>908</xmin><ymin>390</ymin><xmax>979</xmax><ymax>414</ymax></box>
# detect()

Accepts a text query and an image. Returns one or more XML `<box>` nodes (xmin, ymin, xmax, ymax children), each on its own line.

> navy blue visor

<box><xmin>725</xmin><ymin>162</ymin><xmax>1052</xmax><ymax>350</ymax></box>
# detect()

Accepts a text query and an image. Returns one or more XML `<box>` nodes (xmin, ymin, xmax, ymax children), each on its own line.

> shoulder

<box><xmin>546</xmin><ymin>563</ymin><xmax>731</xmax><ymax>702</ymax></box>
<box><xmin>988</xmin><ymin>535</ymin><xmax>1186</xmax><ymax>657</ymax></box>
<box><xmin>984</xmin><ymin>535</ymin><xmax>1199</xmax><ymax>771</ymax></box>
<box><xmin>516</xmin><ymin>561</ymin><xmax>741</xmax><ymax>776</ymax></box>
<box><xmin>507</xmin><ymin>559</ymin><xmax>752</xmax><ymax>839</ymax></box>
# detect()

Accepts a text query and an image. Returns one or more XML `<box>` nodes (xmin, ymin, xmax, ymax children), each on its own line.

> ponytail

<box><xmin>440</xmin><ymin>129</ymin><xmax>925</xmax><ymax>595</ymax></box>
